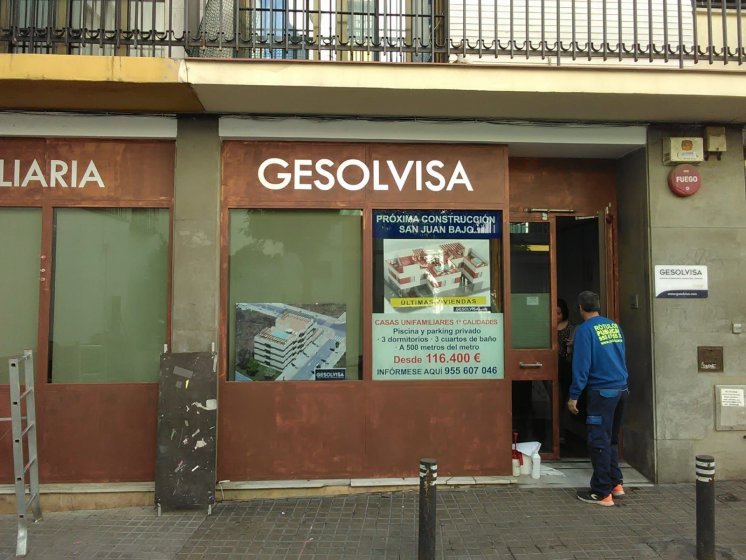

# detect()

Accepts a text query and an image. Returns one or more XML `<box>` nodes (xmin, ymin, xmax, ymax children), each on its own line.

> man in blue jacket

<box><xmin>567</xmin><ymin>291</ymin><xmax>629</xmax><ymax>506</ymax></box>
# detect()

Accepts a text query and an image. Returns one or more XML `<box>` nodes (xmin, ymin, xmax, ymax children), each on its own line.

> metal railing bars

<box><xmin>677</xmin><ymin>0</ymin><xmax>683</xmax><ymax>64</ymax></box>
<box><xmin>540</xmin><ymin>0</ymin><xmax>545</xmax><ymax>58</ymax></box>
<box><xmin>738</xmin><ymin>0</ymin><xmax>743</xmax><ymax>62</ymax></box>
<box><xmin>720</xmin><ymin>0</ymin><xmax>724</xmax><ymax>60</ymax></box>
<box><xmin>586</xmin><ymin>0</ymin><xmax>592</xmax><ymax>59</ymax></box>
<box><xmin>617</xmin><ymin>0</ymin><xmax>622</xmax><ymax>60</ymax></box>
<box><xmin>1</xmin><ymin>0</ymin><xmax>745</xmax><ymax>65</ymax></box>
<box><xmin>602</xmin><ymin>0</ymin><xmax>607</xmax><ymax>59</ymax></box>
<box><xmin>523</xmin><ymin>0</ymin><xmax>528</xmax><ymax>57</ymax></box>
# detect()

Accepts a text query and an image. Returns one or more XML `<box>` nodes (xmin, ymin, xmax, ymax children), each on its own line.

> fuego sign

<box><xmin>667</xmin><ymin>164</ymin><xmax>701</xmax><ymax>197</ymax></box>
<box><xmin>258</xmin><ymin>158</ymin><xmax>473</xmax><ymax>192</ymax></box>
<box><xmin>0</xmin><ymin>159</ymin><xmax>105</xmax><ymax>189</ymax></box>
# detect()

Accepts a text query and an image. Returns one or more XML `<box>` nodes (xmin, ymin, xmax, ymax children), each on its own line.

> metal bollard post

<box><xmin>695</xmin><ymin>454</ymin><xmax>715</xmax><ymax>560</ymax></box>
<box><xmin>418</xmin><ymin>458</ymin><xmax>437</xmax><ymax>560</ymax></box>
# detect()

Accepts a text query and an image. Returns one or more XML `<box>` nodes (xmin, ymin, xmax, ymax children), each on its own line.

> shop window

<box><xmin>228</xmin><ymin>209</ymin><xmax>363</xmax><ymax>381</ymax></box>
<box><xmin>0</xmin><ymin>208</ymin><xmax>41</xmax><ymax>384</ymax></box>
<box><xmin>49</xmin><ymin>208</ymin><xmax>169</xmax><ymax>383</ymax></box>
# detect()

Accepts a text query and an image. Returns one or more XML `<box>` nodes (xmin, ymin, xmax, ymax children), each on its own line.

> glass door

<box><xmin>555</xmin><ymin>211</ymin><xmax>611</xmax><ymax>458</ymax></box>
<box><xmin>508</xmin><ymin>217</ymin><xmax>558</xmax><ymax>458</ymax></box>
<box><xmin>509</xmin><ymin>210</ymin><xmax>614</xmax><ymax>460</ymax></box>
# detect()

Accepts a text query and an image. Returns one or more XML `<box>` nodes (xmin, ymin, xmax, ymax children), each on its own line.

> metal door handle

<box><xmin>519</xmin><ymin>362</ymin><xmax>543</xmax><ymax>369</ymax></box>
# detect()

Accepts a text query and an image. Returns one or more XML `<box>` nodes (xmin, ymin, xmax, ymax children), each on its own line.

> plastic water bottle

<box><xmin>531</xmin><ymin>453</ymin><xmax>541</xmax><ymax>479</ymax></box>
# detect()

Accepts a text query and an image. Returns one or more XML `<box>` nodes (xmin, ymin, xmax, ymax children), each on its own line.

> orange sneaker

<box><xmin>577</xmin><ymin>489</ymin><xmax>615</xmax><ymax>506</ymax></box>
<box><xmin>612</xmin><ymin>484</ymin><xmax>625</xmax><ymax>498</ymax></box>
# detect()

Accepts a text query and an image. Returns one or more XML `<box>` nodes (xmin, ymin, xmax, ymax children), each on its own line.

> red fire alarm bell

<box><xmin>668</xmin><ymin>164</ymin><xmax>702</xmax><ymax>197</ymax></box>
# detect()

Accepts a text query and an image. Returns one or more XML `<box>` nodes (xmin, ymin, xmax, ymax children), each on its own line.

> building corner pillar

<box><xmin>171</xmin><ymin>116</ymin><xmax>221</xmax><ymax>353</ymax></box>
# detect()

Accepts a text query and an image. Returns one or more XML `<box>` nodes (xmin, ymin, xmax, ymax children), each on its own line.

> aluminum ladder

<box><xmin>3</xmin><ymin>350</ymin><xmax>42</xmax><ymax>557</ymax></box>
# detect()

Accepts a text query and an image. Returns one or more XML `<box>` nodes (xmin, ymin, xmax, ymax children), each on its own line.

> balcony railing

<box><xmin>1</xmin><ymin>0</ymin><xmax>744</xmax><ymax>66</ymax></box>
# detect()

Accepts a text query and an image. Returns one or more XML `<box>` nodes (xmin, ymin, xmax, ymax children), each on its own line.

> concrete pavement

<box><xmin>1</xmin><ymin>480</ymin><xmax>745</xmax><ymax>560</ymax></box>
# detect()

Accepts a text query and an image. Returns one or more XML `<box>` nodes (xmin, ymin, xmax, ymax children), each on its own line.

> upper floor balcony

<box><xmin>1</xmin><ymin>0</ymin><xmax>745</xmax><ymax>67</ymax></box>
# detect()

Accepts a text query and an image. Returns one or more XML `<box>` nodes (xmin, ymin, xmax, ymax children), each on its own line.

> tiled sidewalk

<box><xmin>1</xmin><ymin>481</ymin><xmax>745</xmax><ymax>560</ymax></box>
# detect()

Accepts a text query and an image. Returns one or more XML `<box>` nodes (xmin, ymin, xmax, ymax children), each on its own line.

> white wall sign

<box><xmin>715</xmin><ymin>385</ymin><xmax>746</xmax><ymax>431</ymax></box>
<box><xmin>721</xmin><ymin>388</ymin><xmax>745</xmax><ymax>407</ymax></box>
<box><xmin>654</xmin><ymin>265</ymin><xmax>708</xmax><ymax>298</ymax></box>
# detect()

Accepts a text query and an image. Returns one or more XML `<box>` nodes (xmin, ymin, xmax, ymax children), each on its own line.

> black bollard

<box><xmin>695</xmin><ymin>454</ymin><xmax>715</xmax><ymax>560</ymax></box>
<box><xmin>418</xmin><ymin>458</ymin><xmax>437</xmax><ymax>560</ymax></box>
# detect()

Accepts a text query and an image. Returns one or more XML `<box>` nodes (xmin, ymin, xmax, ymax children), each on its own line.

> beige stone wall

<box><xmin>616</xmin><ymin>148</ymin><xmax>656</xmax><ymax>481</ymax></box>
<box><xmin>648</xmin><ymin>126</ymin><xmax>746</xmax><ymax>482</ymax></box>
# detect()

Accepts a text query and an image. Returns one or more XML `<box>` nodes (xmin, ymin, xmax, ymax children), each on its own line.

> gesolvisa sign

<box><xmin>667</xmin><ymin>164</ymin><xmax>701</xmax><ymax>197</ymax></box>
<box><xmin>258</xmin><ymin>158</ymin><xmax>473</xmax><ymax>192</ymax></box>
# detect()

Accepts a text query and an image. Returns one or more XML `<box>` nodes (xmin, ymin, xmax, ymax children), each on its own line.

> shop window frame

<box><xmin>47</xmin><ymin>206</ymin><xmax>172</xmax><ymax>384</ymax></box>
<box><xmin>0</xmin><ymin>138</ymin><xmax>175</xmax><ymax>387</ymax></box>
<box><xmin>218</xmin><ymin>140</ymin><xmax>510</xmax><ymax>385</ymax></box>
<box><xmin>224</xmin><ymin>206</ymin><xmax>365</xmax><ymax>383</ymax></box>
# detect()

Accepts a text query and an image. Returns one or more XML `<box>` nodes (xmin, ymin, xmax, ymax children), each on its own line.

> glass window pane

<box><xmin>50</xmin><ymin>208</ymin><xmax>169</xmax><ymax>383</ymax></box>
<box><xmin>229</xmin><ymin>209</ymin><xmax>362</xmax><ymax>381</ymax></box>
<box><xmin>510</xmin><ymin>222</ymin><xmax>551</xmax><ymax>349</ymax></box>
<box><xmin>0</xmin><ymin>208</ymin><xmax>41</xmax><ymax>384</ymax></box>
<box><xmin>16</xmin><ymin>0</ymin><xmax>50</xmax><ymax>27</ymax></box>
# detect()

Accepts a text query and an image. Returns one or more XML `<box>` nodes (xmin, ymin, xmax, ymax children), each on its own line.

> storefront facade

<box><xmin>2</xmin><ymin>113</ymin><xmax>745</xmax><ymax>502</ymax></box>
<box><xmin>1</xmin><ymin>117</ymin><xmax>621</xmax><ymax>484</ymax></box>
<box><xmin>218</xmin><ymin>140</ymin><xmax>513</xmax><ymax>479</ymax></box>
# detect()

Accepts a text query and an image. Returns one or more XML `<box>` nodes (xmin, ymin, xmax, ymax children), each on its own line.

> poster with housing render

<box><xmin>372</xmin><ymin>210</ymin><xmax>504</xmax><ymax>380</ymax></box>
<box><xmin>234</xmin><ymin>303</ymin><xmax>347</xmax><ymax>381</ymax></box>
<box><xmin>381</xmin><ymin>237</ymin><xmax>492</xmax><ymax>314</ymax></box>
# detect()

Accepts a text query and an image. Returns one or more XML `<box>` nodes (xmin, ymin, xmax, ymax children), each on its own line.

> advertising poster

<box><xmin>372</xmin><ymin>210</ymin><xmax>504</xmax><ymax>380</ymax></box>
<box><xmin>234</xmin><ymin>303</ymin><xmax>347</xmax><ymax>381</ymax></box>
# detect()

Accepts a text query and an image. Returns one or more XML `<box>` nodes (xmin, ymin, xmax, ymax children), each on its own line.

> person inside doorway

<box><xmin>567</xmin><ymin>291</ymin><xmax>629</xmax><ymax>506</ymax></box>
<box><xmin>556</xmin><ymin>299</ymin><xmax>575</xmax><ymax>444</ymax></box>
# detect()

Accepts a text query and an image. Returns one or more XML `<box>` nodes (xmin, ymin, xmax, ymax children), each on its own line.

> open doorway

<box><xmin>556</xmin><ymin>215</ymin><xmax>601</xmax><ymax>458</ymax></box>
<box><xmin>509</xmin><ymin>211</ymin><xmax>611</xmax><ymax>460</ymax></box>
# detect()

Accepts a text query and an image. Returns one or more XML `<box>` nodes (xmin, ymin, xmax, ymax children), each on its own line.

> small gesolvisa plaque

<box><xmin>698</xmin><ymin>346</ymin><xmax>723</xmax><ymax>373</ymax></box>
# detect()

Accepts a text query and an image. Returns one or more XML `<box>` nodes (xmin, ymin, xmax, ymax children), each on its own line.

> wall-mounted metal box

<box><xmin>663</xmin><ymin>137</ymin><xmax>704</xmax><ymax>164</ymax></box>
<box><xmin>704</xmin><ymin>126</ymin><xmax>727</xmax><ymax>153</ymax></box>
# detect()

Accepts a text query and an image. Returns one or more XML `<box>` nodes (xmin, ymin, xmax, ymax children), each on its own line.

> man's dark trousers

<box><xmin>586</xmin><ymin>388</ymin><xmax>629</xmax><ymax>497</ymax></box>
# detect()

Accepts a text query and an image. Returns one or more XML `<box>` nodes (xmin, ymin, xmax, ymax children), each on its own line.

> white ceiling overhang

<box><xmin>219</xmin><ymin>116</ymin><xmax>648</xmax><ymax>158</ymax></box>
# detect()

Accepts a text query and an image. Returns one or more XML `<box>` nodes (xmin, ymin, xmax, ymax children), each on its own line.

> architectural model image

<box><xmin>234</xmin><ymin>303</ymin><xmax>347</xmax><ymax>381</ymax></box>
<box><xmin>385</xmin><ymin>241</ymin><xmax>489</xmax><ymax>299</ymax></box>
<box><xmin>253</xmin><ymin>312</ymin><xmax>315</xmax><ymax>371</ymax></box>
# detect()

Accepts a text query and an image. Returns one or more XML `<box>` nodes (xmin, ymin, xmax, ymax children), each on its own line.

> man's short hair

<box><xmin>578</xmin><ymin>291</ymin><xmax>601</xmax><ymax>312</ymax></box>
